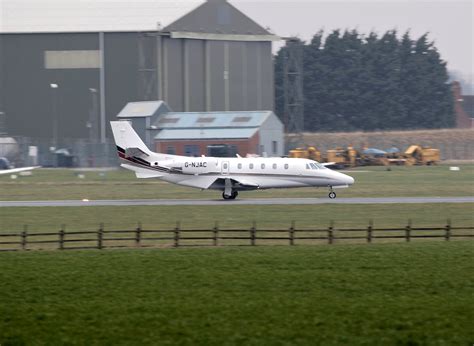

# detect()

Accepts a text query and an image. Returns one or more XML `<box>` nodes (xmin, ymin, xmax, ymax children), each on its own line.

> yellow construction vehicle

<box><xmin>288</xmin><ymin>146</ymin><xmax>322</xmax><ymax>162</ymax></box>
<box><xmin>326</xmin><ymin>146</ymin><xmax>358</xmax><ymax>168</ymax></box>
<box><xmin>357</xmin><ymin>147</ymin><xmax>390</xmax><ymax>166</ymax></box>
<box><xmin>404</xmin><ymin>145</ymin><xmax>440</xmax><ymax>165</ymax></box>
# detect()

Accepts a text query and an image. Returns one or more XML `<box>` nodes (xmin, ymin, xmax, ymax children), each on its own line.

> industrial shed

<box><xmin>117</xmin><ymin>101</ymin><xmax>284</xmax><ymax>157</ymax></box>
<box><xmin>0</xmin><ymin>0</ymin><xmax>278</xmax><ymax>144</ymax></box>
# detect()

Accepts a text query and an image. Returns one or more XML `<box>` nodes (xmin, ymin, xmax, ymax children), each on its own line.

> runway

<box><xmin>1</xmin><ymin>196</ymin><xmax>473</xmax><ymax>207</ymax></box>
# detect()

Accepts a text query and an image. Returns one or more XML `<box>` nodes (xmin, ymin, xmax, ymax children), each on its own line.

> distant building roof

<box><xmin>162</xmin><ymin>0</ymin><xmax>278</xmax><ymax>41</ymax></box>
<box><xmin>155</xmin><ymin>111</ymin><xmax>273</xmax><ymax>129</ymax></box>
<box><xmin>155</xmin><ymin>127</ymin><xmax>258</xmax><ymax>140</ymax></box>
<box><xmin>117</xmin><ymin>101</ymin><xmax>170</xmax><ymax>118</ymax></box>
<box><xmin>0</xmin><ymin>0</ymin><xmax>278</xmax><ymax>42</ymax></box>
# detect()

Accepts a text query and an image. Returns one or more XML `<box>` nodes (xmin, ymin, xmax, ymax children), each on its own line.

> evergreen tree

<box><xmin>274</xmin><ymin>29</ymin><xmax>455</xmax><ymax>132</ymax></box>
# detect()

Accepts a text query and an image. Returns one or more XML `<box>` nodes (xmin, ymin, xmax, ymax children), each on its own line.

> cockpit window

<box><xmin>308</xmin><ymin>161</ymin><xmax>326</xmax><ymax>169</ymax></box>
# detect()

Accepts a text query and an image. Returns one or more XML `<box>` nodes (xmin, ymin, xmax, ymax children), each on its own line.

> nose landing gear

<box><xmin>328</xmin><ymin>186</ymin><xmax>336</xmax><ymax>199</ymax></box>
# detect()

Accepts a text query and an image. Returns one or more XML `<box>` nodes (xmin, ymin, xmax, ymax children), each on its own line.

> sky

<box><xmin>1</xmin><ymin>0</ymin><xmax>472</xmax><ymax>91</ymax></box>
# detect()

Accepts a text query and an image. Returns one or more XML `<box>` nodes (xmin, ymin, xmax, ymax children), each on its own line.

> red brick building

<box><xmin>452</xmin><ymin>81</ymin><xmax>474</xmax><ymax>128</ymax></box>
<box><xmin>153</xmin><ymin>111</ymin><xmax>283</xmax><ymax>157</ymax></box>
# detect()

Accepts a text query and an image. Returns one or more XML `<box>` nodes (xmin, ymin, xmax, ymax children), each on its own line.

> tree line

<box><xmin>274</xmin><ymin>29</ymin><xmax>455</xmax><ymax>132</ymax></box>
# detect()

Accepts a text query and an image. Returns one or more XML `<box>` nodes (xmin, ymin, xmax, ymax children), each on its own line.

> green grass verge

<box><xmin>0</xmin><ymin>164</ymin><xmax>473</xmax><ymax>200</ymax></box>
<box><xmin>1</xmin><ymin>204</ymin><xmax>473</xmax><ymax>232</ymax></box>
<box><xmin>0</xmin><ymin>243</ymin><xmax>473</xmax><ymax>345</ymax></box>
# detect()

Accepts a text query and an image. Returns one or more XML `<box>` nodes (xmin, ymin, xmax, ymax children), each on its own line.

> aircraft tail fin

<box><xmin>110</xmin><ymin>121</ymin><xmax>153</xmax><ymax>156</ymax></box>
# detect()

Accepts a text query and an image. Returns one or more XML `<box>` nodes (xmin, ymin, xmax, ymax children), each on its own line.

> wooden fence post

<box><xmin>213</xmin><ymin>221</ymin><xmax>219</xmax><ymax>246</ymax></box>
<box><xmin>97</xmin><ymin>223</ymin><xmax>104</xmax><ymax>250</ymax></box>
<box><xmin>328</xmin><ymin>221</ymin><xmax>334</xmax><ymax>245</ymax></box>
<box><xmin>367</xmin><ymin>220</ymin><xmax>373</xmax><ymax>244</ymax></box>
<box><xmin>21</xmin><ymin>225</ymin><xmax>28</xmax><ymax>251</ymax></box>
<box><xmin>405</xmin><ymin>220</ymin><xmax>411</xmax><ymax>242</ymax></box>
<box><xmin>135</xmin><ymin>222</ymin><xmax>142</xmax><ymax>247</ymax></box>
<box><xmin>289</xmin><ymin>220</ymin><xmax>295</xmax><ymax>246</ymax></box>
<box><xmin>445</xmin><ymin>219</ymin><xmax>451</xmax><ymax>241</ymax></box>
<box><xmin>174</xmin><ymin>221</ymin><xmax>180</xmax><ymax>248</ymax></box>
<box><xmin>250</xmin><ymin>221</ymin><xmax>256</xmax><ymax>246</ymax></box>
<box><xmin>59</xmin><ymin>224</ymin><xmax>65</xmax><ymax>250</ymax></box>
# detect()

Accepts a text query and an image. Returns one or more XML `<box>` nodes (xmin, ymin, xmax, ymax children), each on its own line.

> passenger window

<box><xmin>273</xmin><ymin>163</ymin><xmax>277</xmax><ymax>169</ymax></box>
<box><xmin>249</xmin><ymin>163</ymin><xmax>254</xmax><ymax>169</ymax></box>
<box><xmin>261</xmin><ymin>163</ymin><xmax>265</xmax><ymax>169</ymax></box>
<box><xmin>306</xmin><ymin>163</ymin><xmax>310</xmax><ymax>169</ymax></box>
<box><xmin>238</xmin><ymin>163</ymin><xmax>242</xmax><ymax>169</ymax></box>
<box><xmin>284</xmin><ymin>163</ymin><xmax>289</xmax><ymax>169</ymax></box>
<box><xmin>310</xmin><ymin>163</ymin><xmax>318</xmax><ymax>169</ymax></box>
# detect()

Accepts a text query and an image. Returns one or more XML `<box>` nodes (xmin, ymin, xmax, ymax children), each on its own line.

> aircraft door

<box><xmin>221</xmin><ymin>161</ymin><xmax>230</xmax><ymax>175</ymax></box>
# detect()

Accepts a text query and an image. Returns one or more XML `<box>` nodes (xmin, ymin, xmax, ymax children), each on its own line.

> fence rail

<box><xmin>0</xmin><ymin>220</ymin><xmax>472</xmax><ymax>252</ymax></box>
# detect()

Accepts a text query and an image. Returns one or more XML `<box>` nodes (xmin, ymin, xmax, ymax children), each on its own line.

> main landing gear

<box><xmin>222</xmin><ymin>178</ymin><xmax>238</xmax><ymax>200</ymax></box>
<box><xmin>222</xmin><ymin>190</ymin><xmax>238</xmax><ymax>200</ymax></box>
<box><xmin>328</xmin><ymin>186</ymin><xmax>336</xmax><ymax>199</ymax></box>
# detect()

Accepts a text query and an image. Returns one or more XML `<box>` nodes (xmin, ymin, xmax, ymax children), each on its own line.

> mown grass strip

<box><xmin>1</xmin><ymin>164</ymin><xmax>473</xmax><ymax>200</ymax></box>
<box><xmin>0</xmin><ymin>243</ymin><xmax>473</xmax><ymax>345</ymax></box>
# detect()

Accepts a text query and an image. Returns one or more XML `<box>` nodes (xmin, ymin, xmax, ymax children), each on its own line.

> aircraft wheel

<box><xmin>328</xmin><ymin>191</ymin><xmax>336</xmax><ymax>199</ymax></box>
<box><xmin>230</xmin><ymin>191</ymin><xmax>238</xmax><ymax>199</ymax></box>
<box><xmin>222</xmin><ymin>192</ymin><xmax>231</xmax><ymax>200</ymax></box>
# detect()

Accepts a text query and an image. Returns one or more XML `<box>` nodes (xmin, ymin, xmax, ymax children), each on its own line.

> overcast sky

<box><xmin>241</xmin><ymin>0</ymin><xmax>473</xmax><ymax>89</ymax></box>
<box><xmin>1</xmin><ymin>0</ymin><xmax>472</xmax><ymax>88</ymax></box>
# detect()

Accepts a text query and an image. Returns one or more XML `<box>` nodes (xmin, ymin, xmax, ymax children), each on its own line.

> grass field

<box><xmin>1</xmin><ymin>164</ymin><xmax>472</xmax><ymax>344</ymax></box>
<box><xmin>1</xmin><ymin>243</ymin><xmax>473</xmax><ymax>345</ymax></box>
<box><xmin>0</xmin><ymin>164</ymin><xmax>473</xmax><ymax>200</ymax></box>
<box><xmin>1</xmin><ymin>204</ymin><xmax>473</xmax><ymax>232</ymax></box>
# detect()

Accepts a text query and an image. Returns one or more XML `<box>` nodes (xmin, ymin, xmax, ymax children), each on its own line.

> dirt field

<box><xmin>287</xmin><ymin>128</ymin><xmax>474</xmax><ymax>160</ymax></box>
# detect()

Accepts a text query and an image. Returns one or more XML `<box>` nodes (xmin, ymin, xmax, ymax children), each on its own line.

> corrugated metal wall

<box><xmin>1</xmin><ymin>32</ymin><xmax>274</xmax><ymax>141</ymax></box>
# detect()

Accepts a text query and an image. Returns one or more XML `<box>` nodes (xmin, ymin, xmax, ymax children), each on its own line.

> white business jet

<box><xmin>110</xmin><ymin>121</ymin><xmax>354</xmax><ymax>200</ymax></box>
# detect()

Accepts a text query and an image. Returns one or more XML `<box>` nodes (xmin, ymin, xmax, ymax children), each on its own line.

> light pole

<box><xmin>0</xmin><ymin>111</ymin><xmax>5</xmax><ymax>135</ymax></box>
<box><xmin>88</xmin><ymin>88</ymin><xmax>99</xmax><ymax>143</ymax></box>
<box><xmin>50</xmin><ymin>83</ymin><xmax>59</xmax><ymax>148</ymax></box>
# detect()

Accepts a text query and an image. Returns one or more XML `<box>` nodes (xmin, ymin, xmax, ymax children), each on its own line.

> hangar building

<box><xmin>0</xmin><ymin>0</ymin><xmax>278</xmax><ymax>147</ymax></box>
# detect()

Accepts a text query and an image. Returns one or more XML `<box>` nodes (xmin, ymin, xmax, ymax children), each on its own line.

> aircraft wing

<box><xmin>230</xmin><ymin>177</ymin><xmax>259</xmax><ymax>188</ymax></box>
<box><xmin>178</xmin><ymin>176</ymin><xmax>219</xmax><ymax>189</ymax></box>
<box><xmin>0</xmin><ymin>166</ymin><xmax>40</xmax><ymax>175</ymax></box>
<box><xmin>121</xmin><ymin>163</ymin><xmax>164</xmax><ymax>178</ymax></box>
<box><xmin>178</xmin><ymin>175</ymin><xmax>260</xmax><ymax>190</ymax></box>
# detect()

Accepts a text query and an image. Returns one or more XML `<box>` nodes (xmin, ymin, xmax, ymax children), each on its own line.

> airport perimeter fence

<box><xmin>0</xmin><ymin>220</ymin><xmax>473</xmax><ymax>252</ymax></box>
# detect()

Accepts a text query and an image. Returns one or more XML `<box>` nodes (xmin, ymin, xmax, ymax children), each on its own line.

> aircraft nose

<box><xmin>337</xmin><ymin>172</ymin><xmax>354</xmax><ymax>185</ymax></box>
<box><xmin>345</xmin><ymin>175</ymin><xmax>355</xmax><ymax>185</ymax></box>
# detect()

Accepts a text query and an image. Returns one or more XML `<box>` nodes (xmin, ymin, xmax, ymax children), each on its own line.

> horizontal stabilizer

<box><xmin>120</xmin><ymin>164</ymin><xmax>163</xmax><ymax>178</ymax></box>
<box><xmin>125</xmin><ymin>147</ymin><xmax>149</xmax><ymax>157</ymax></box>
